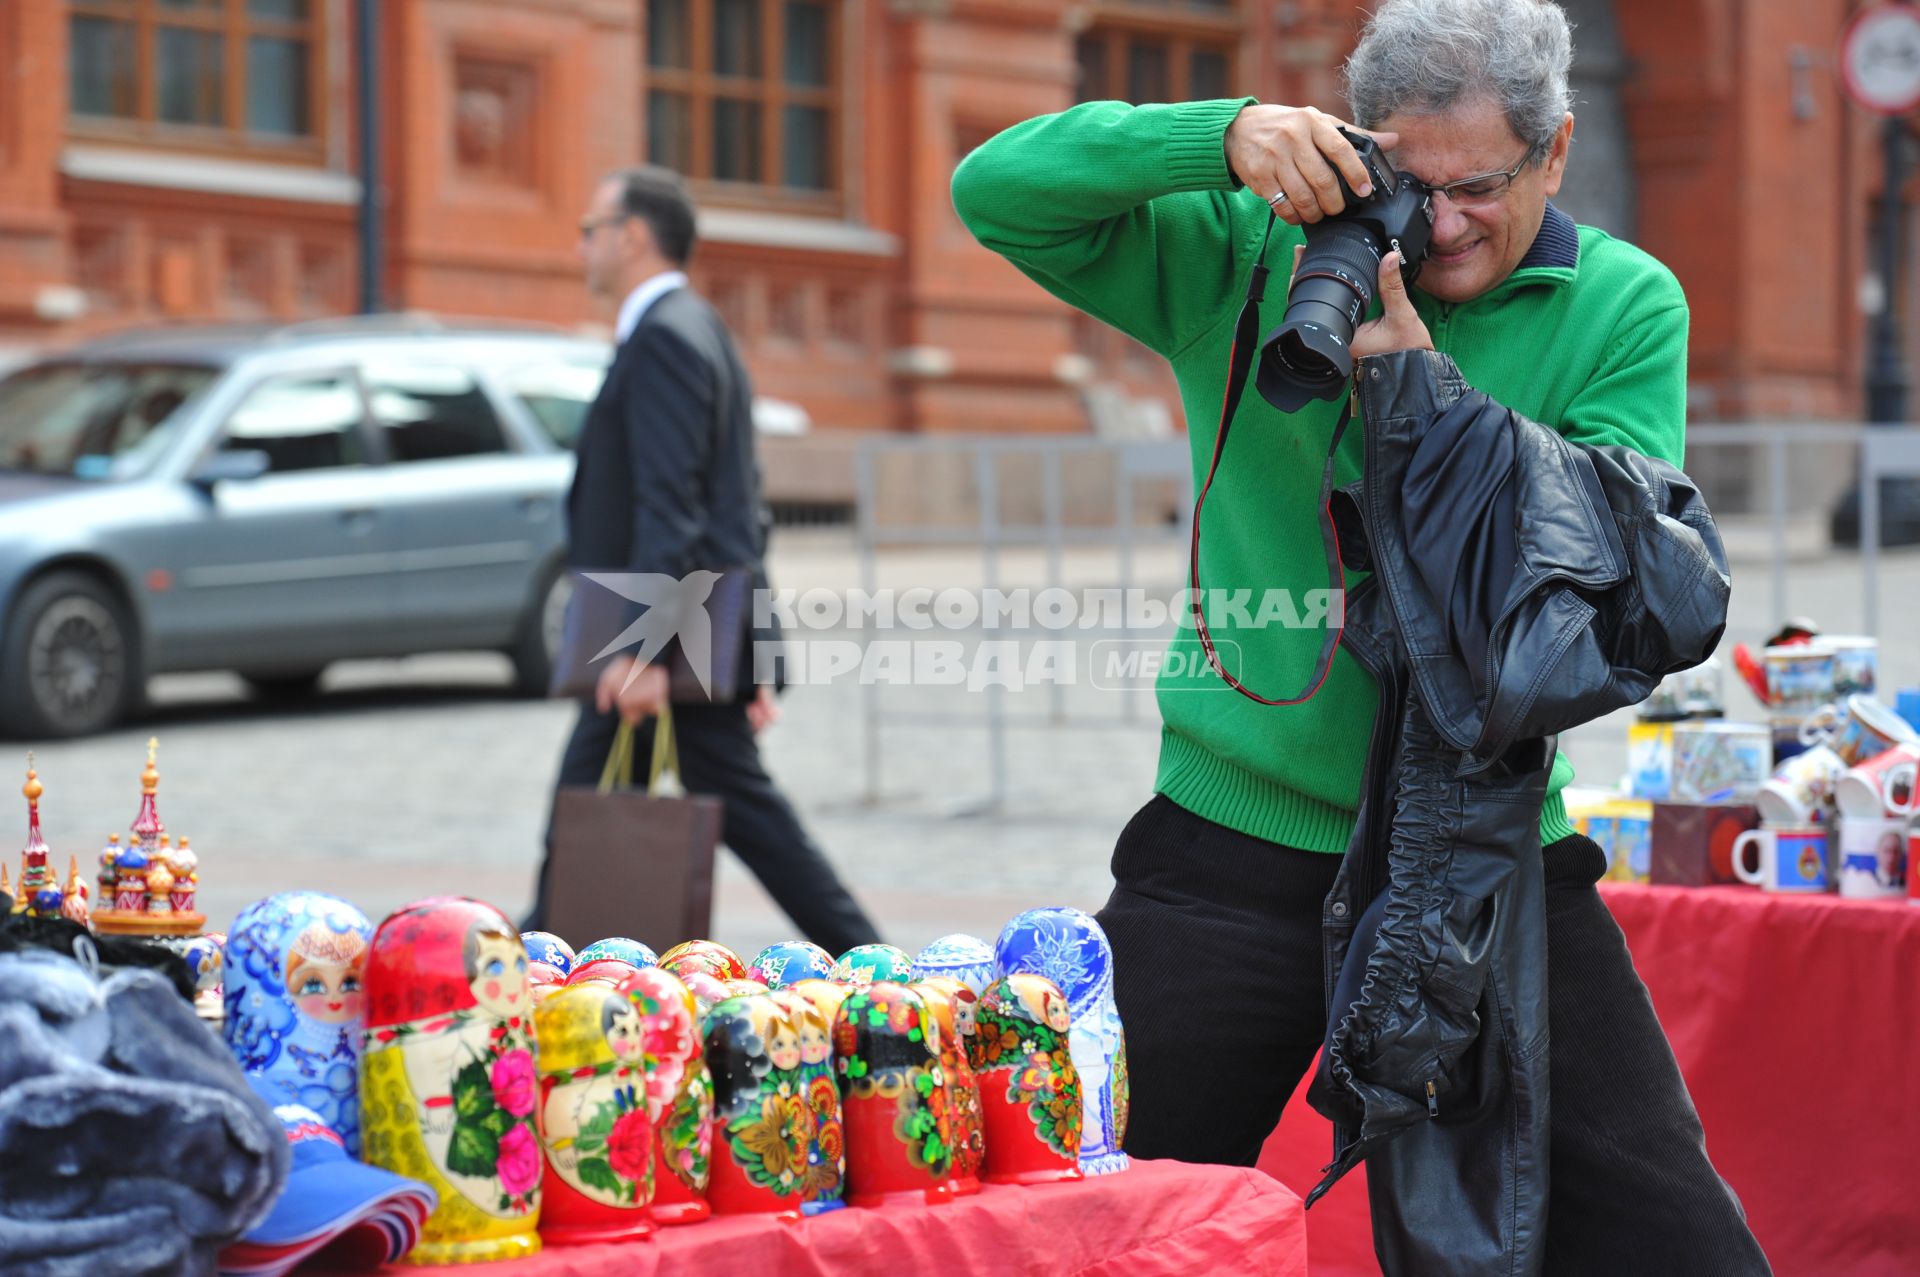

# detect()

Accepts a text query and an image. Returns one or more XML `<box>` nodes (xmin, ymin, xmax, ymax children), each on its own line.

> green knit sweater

<box><xmin>951</xmin><ymin>98</ymin><xmax>1690</xmax><ymax>852</ymax></box>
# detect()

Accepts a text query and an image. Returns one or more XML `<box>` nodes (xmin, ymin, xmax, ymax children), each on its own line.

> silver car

<box><xmin>0</xmin><ymin>317</ymin><xmax>615</xmax><ymax>737</ymax></box>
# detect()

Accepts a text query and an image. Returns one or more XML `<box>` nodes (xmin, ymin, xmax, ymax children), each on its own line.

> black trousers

<box><xmin>525</xmin><ymin>701</ymin><xmax>882</xmax><ymax>956</ymax></box>
<box><xmin>1097</xmin><ymin>795</ymin><xmax>1772</xmax><ymax>1277</ymax></box>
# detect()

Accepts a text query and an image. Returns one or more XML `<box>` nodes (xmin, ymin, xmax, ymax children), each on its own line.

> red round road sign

<box><xmin>1842</xmin><ymin>1</ymin><xmax>1920</xmax><ymax>116</ymax></box>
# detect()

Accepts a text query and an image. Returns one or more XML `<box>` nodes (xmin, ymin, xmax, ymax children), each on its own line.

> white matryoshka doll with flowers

<box><xmin>532</xmin><ymin>983</ymin><xmax>656</xmax><ymax>1245</ymax></box>
<box><xmin>360</xmin><ymin>897</ymin><xmax>542</xmax><ymax>1264</ymax></box>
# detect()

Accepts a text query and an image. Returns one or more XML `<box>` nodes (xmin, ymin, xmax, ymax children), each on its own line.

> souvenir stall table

<box><xmin>1258</xmin><ymin>881</ymin><xmax>1920</xmax><ymax>1277</ymax></box>
<box><xmin>313</xmin><ymin>1160</ymin><xmax>1308</xmax><ymax>1277</ymax></box>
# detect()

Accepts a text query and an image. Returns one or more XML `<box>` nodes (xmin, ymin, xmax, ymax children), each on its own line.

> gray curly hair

<box><xmin>1343</xmin><ymin>0</ymin><xmax>1574</xmax><ymax>158</ymax></box>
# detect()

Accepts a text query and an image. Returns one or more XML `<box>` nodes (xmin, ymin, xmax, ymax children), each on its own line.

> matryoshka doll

<box><xmin>768</xmin><ymin>989</ymin><xmax>844</xmax><ymax>1214</ymax></box>
<box><xmin>360</xmin><ymin>898</ymin><xmax>542</xmax><ymax>1264</ymax></box>
<box><xmin>722</xmin><ymin>977</ymin><xmax>770</xmax><ymax>1000</ymax></box>
<box><xmin>830</xmin><ymin>943</ymin><xmax>914</xmax><ymax>987</ymax></box>
<box><xmin>749</xmin><ymin>940</ymin><xmax>834</xmax><ymax>990</ymax></box>
<box><xmin>527</xmin><ymin>963</ymin><xmax>568</xmax><ymax>1006</ymax></box>
<box><xmin>971</xmin><ymin>973</ymin><xmax>1082</xmax><ymax>1185</ymax></box>
<box><xmin>567</xmin><ymin>958</ymin><xmax>641</xmax><ymax>988</ymax></box>
<box><xmin>995</xmin><ymin>907</ymin><xmax>1129</xmax><ymax>1174</ymax></box>
<box><xmin>677</xmin><ymin>969</ymin><xmax>730</xmax><ymax>1020</ymax></box>
<box><xmin>660</xmin><ymin>940</ymin><xmax>746</xmax><ymax>983</ymax></box>
<box><xmin>702</xmin><ymin>993</ymin><xmax>811</xmax><ymax>1217</ymax></box>
<box><xmin>911</xmin><ymin>934</ymin><xmax>996</xmax><ymax>997</ymax></box>
<box><xmin>520</xmin><ymin>932</ymin><xmax>576</xmax><ymax>977</ymax></box>
<box><xmin>224</xmin><ymin>892</ymin><xmax>373</xmax><ymax>1153</ymax></box>
<box><xmin>913</xmin><ymin>977</ymin><xmax>985</xmax><ymax>1194</ymax></box>
<box><xmin>532</xmin><ymin>984</ymin><xmax>656</xmax><ymax>1244</ymax></box>
<box><xmin>832</xmin><ymin>982</ymin><xmax>954</xmax><ymax>1207</ymax></box>
<box><xmin>576</xmin><ymin>937</ymin><xmax>658</xmax><ymax>968</ymax></box>
<box><xmin>614</xmin><ymin>968</ymin><xmax>714</xmax><ymax>1225</ymax></box>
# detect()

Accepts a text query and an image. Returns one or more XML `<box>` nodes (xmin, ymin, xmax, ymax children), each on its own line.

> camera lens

<box><xmin>1256</xmin><ymin>224</ymin><xmax>1383</xmax><ymax>412</ymax></box>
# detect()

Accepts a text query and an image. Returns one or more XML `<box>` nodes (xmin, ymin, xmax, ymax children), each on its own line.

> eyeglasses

<box><xmin>578</xmin><ymin>213</ymin><xmax>633</xmax><ymax>239</ymax></box>
<box><xmin>1422</xmin><ymin>149</ymin><xmax>1540</xmax><ymax>208</ymax></box>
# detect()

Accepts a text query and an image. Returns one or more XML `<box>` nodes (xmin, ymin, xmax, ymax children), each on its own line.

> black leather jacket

<box><xmin>1303</xmin><ymin>350</ymin><xmax>1731</xmax><ymax>1275</ymax></box>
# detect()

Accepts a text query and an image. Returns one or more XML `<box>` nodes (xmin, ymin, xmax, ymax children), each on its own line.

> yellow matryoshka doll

<box><xmin>360</xmin><ymin>898</ymin><xmax>542</xmax><ymax>1264</ymax></box>
<box><xmin>533</xmin><ymin>983</ymin><xmax>656</xmax><ymax>1244</ymax></box>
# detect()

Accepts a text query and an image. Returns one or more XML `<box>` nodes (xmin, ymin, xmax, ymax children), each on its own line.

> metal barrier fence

<box><xmin>853</xmin><ymin>424</ymin><xmax>1920</xmax><ymax>811</ymax></box>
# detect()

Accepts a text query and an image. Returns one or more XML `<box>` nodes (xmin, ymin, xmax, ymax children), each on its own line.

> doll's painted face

<box><xmin>603</xmin><ymin>999</ymin><xmax>645</xmax><ymax>1060</ymax></box>
<box><xmin>467</xmin><ymin>926</ymin><xmax>530</xmax><ymax>1017</ymax></box>
<box><xmin>1041</xmin><ymin>987</ymin><xmax>1072</xmax><ymax>1034</ymax></box>
<box><xmin>953</xmin><ymin>995</ymin><xmax>978</xmax><ymax>1038</ymax></box>
<box><xmin>768</xmin><ymin>1018</ymin><xmax>803</xmax><ymax>1071</ymax></box>
<box><xmin>795</xmin><ymin>1012</ymin><xmax>831</xmax><ymax>1066</ymax></box>
<box><xmin>283</xmin><ymin>923</ymin><xmax>367</xmax><ymax>1025</ymax></box>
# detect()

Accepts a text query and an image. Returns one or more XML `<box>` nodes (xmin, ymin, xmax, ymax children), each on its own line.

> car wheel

<box><xmin>243</xmin><ymin>670</ymin><xmax>327</xmax><ymax>700</ymax></box>
<box><xmin>0</xmin><ymin>570</ymin><xmax>139</xmax><ymax>739</ymax></box>
<box><xmin>509</xmin><ymin>563</ymin><xmax>570</xmax><ymax>696</ymax></box>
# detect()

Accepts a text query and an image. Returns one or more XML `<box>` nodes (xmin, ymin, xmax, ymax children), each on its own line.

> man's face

<box><xmin>577</xmin><ymin>179</ymin><xmax>643</xmax><ymax>300</ymax></box>
<box><xmin>1379</xmin><ymin>96</ymin><xmax>1572</xmax><ymax>305</ymax></box>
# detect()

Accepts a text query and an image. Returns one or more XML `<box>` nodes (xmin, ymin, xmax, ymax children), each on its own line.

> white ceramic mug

<box><xmin>1799</xmin><ymin>694</ymin><xmax>1919</xmax><ymax>768</ymax></box>
<box><xmin>1733</xmin><ymin>825</ymin><xmax>1830</xmax><ymax>893</ymax></box>
<box><xmin>1757</xmin><ymin>745</ymin><xmax>1846</xmax><ymax>825</ymax></box>
<box><xmin>1837</xmin><ymin>816</ymin><xmax>1907</xmax><ymax>900</ymax></box>
<box><xmin>1835</xmin><ymin>743</ymin><xmax>1920</xmax><ymax>820</ymax></box>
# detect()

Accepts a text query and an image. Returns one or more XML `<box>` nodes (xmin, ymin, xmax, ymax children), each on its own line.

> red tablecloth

<box><xmin>336</xmin><ymin>1160</ymin><xmax>1307</xmax><ymax>1277</ymax></box>
<box><xmin>1258</xmin><ymin>884</ymin><xmax>1920</xmax><ymax>1277</ymax></box>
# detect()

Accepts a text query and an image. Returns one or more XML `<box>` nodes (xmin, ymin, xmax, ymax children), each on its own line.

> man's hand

<box><xmin>1225</xmin><ymin>104</ymin><xmax>1398</xmax><ymax>227</ymax></box>
<box><xmin>1349</xmin><ymin>251</ymin><xmax>1434</xmax><ymax>359</ymax></box>
<box><xmin>746</xmin><ymin>684</ymin><xmax>781</xmax><ymax>735</ymax></box>
<box><xmin>596</xmin><ymin>656</ymin><xmax>669</xmax><ymax>725</ymax></box>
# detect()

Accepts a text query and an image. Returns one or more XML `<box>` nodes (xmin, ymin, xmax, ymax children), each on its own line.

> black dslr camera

<box><xmin>1255</xmin><ymin>128</ymin><xmax>1435</xmax><ymax>412</ymax></box>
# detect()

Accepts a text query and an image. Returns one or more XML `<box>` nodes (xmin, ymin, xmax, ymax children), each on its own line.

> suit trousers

<box><xmin>1097</xmin><ymin>794</ymin><xmax>1772</xmax><ymax>1276</ymax></box>
<box><xmin>527</xmin><ymin>701</ymin><xmax>882</xmax><ymax>956</ymax></box>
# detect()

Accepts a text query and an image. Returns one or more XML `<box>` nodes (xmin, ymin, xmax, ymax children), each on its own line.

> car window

<box><xmin>363</xmin><ymin>361</ymin><xmax>510</xmax><ymax>461</ymax></box>
<box><xmin>220</xmin><ymin>372</ymin><xmax>368</xmax><ymax>472</ymax></box>
<box><xmin>502</xmin><ymin>358</ymin><xmax>605</xmax><ymax>448</ymax></box>
<box><xmin>0</xmin><ymin>362</ymin><xmax>218</xmax><ymax>479</ymax></box>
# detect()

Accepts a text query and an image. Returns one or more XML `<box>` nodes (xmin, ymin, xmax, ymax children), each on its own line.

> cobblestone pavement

<box><xmin>18</xmin><ymin>530</ymin><xmax>1920</xmax><ymax>962</ymax></box>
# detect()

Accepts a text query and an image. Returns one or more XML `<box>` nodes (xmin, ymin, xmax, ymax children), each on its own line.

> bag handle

<box><xmin>596</xmin><ymin>704</ymin><xmax>682</xmax><ymax>796</ymax></box>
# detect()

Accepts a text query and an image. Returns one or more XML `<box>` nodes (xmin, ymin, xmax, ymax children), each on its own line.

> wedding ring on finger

<box><xmin>1266</xmin><ymin>190</ymin><xmax>1290</xmax><ymax>210</ymax></box>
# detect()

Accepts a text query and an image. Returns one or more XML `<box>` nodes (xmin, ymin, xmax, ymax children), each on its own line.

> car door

<box><xmin>357</xmin><ymin>356</ymin><xmax>567</xmax><ymax>649</ymax></box>
<box><xmin>135</xmin><ymin>366</ymin><xmax>396</xmax><ymax>670</ymax></box>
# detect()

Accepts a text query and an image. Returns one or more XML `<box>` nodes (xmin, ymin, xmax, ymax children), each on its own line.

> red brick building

<box><xmin>0</xmin><ymin>0</ymin><xmax>1909</xmax><ymax>485</ymax></box>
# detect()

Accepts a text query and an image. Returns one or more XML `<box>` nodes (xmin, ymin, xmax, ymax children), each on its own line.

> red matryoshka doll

<box><xmin>677</xmin><ymin>970</ymin><xmax>730</xmax><ymax>1020</ymax></box>
<box><xmin>913</xmin><ymin>977</ymin><xmax>985</xmax><ymax>1195</ymax></box>
<box><xmin>527</xmin><ymin>963</ymin><xmax>568</xmax><ymax>1006</ymax></box>
<box><xmin>831</xmin><ymin>982</ymin><xmax>954</xmax><ymax>1207</ymax></box>
<box><xmin>532</xmin><ymin>984</ymin><xmax>656</xmax><ymax>1244</ymax></box>
<box><xmin>768</xmin><ymin>989</ymin><xmax>845</xmax><ymax>1214</ymax></box>
<box><xmin>567</xmin><ymin>958</ymin><xmax>641</xmax><ymax>988</ymax></box>
<box><xmin>660</xmin><ymin>940</ymin><xmax>747</xmax><ymax>983</ymax></box>
<box><xmin>702</xmin><ymin>993</ymin><xmax>812</xmax><ymax>1217</ymax></box>
<box><xmin>360</xmin><ymin>898</ymin><xmax>543</xmax><ymax>1263</ymax></box>
<box><xmin>613</xmin><ymin>968</ymin><xmax>715</xmax><ymax>1226</ymax></box>
<box><xmin>970</xmin><ymin>973</ymin><xmax>1082</xmax><ymax>1185</ymax></box>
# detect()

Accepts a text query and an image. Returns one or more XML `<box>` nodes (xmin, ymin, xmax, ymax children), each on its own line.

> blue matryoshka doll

<box><xmin>224</xmin><ymin>891</ymin><xmax>374</xmax><ymax>1154</ymax></box>
<box><xmin>911</xmin><ymin>934</ymin><xmax>995</xmax><ymax>997</ymax></box>
<box><xmin>995</xmin><ymin>907</ymin><xmax>1128</xmax><ymax>1175</ymax></box>
<box><xmin>520</xmin><ymin>931</ymin><xmax>577</xmax><ymax>976</ymax></box>
<box><xmin>749</xmin><ymin>940</ymin><xmax>834</xmax><ymax>990</ymax></box>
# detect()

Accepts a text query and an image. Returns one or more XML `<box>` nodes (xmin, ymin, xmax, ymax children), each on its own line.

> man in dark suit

<box><xmin>526</xmin><ymin>165</ymin><xmax>881</xmax><ymax>955</ymax></box>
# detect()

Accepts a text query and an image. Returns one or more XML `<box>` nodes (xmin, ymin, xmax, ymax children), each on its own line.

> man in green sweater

<box><xmin>953</xmin><ymin>0</ymin><xmax>1768</xmax><ymax>1271</ymax></box>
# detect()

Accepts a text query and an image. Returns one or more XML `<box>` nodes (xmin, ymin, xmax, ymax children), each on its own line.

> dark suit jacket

<box><xmin>566</xmin><ymin>284</ymin><xmax>775</xmax><ymax>693</ymax></box>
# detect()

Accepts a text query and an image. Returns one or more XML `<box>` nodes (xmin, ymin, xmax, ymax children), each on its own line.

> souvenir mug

<box><xmin>577</xmin><ymin>937</ymin><xmax>658</xmax><ymax>968</ymax></box>
<box><xmin>703</xmin><ymin>993</ymin><xmax>810</xmax><ymax>1216</ymax></box>
<box><xmin>830</xmin><ymin>943</ymin><xmax>914</xmax><ymax>986</ymax></box>
<box><xmin>970</xmin><ymin>973</ymin><xmax>1083</xmax><ymax>1185</ymax></box>
<box><xmin>749</xmin><ymin>941</ymin><xmax>834</xmax><ymax>990</ymax></box>
<box><xmin>1799</xmin><ymin>694</ymin><xmax>1918</xmax><ymax>768</ymax></box>
<box><xmin>360</xmin><ymin>898</ymin><xmax>542</xmax><ymax>1264</ymax></box>
<box><xmin>1732</xmin><ymin>826</ymin><xmax>1830</xmax><ymax>894</ymax></box>
<box><xmin>225</xmin><ymin>892</ymin><xmax>373</xmax><ymax>1154</ymax></box>
<box><xmin>614</xmin><ymin>968</ymin><xmax>714</xmax><ymax>1226</ymax></box>
<box><xmin>769</xmin><ymin>989</ymin><xmax>846</xmax><ymax>1214</ymax></box>
<box><xmin>1909</xmin><ymin>819</ymin><xmax>1920</xmax><ymax>908</ymax></box>
<box><xmin>1670</xmin><ymin>721</ymin><xmax>1770</xmax><ymax>804</ymax></box>
<box><xmin>1836</xmin><ymin>816</ymin><xmax>1907</xmax><ymax>900</ymax></box>
<box><xmin>912</xmin><ymin>977</ymin><xmax>985</xmax><ymax>1195</ymax></box>
<box><xmin>995</xmin><ymin>907</ymin><xmax>1129</xmax><ymax>1175</ymax></box>
<box><xmin>1757</xmin><ymin>745</ymin><xmax>1846</xmax><ymax>825</ymax></box>
<box><xmin>1823</xmin><ymin>635</ymin><xmax>1880</xmax><ymax>698</ymax></box>
<box><xmin>660</xmin><ymin>940</ymin><xmax>746</xmax><ymax>982</ymax></box>
<box><xmin>832</xmin><ymin>982</ymin><xmax>953</xmax><ymax>1207</ymax></box>
<box><xmin>911</xmin><ymin>934</ymin><xmax>997</xmax><ymax>997</ymax></box>
<box><xmin>1835</xmin><ymin>744</ymin><xmax>1920</xmax><ymax>819</ymax></box>
<box><xmin>520</xmin><ymin>932</ymin><xmax>576</xmax><ymax>976</ymax></box>
<box><xmin>1765</xmin><ymin>644</ymin><xmax>1835</xmax><ymax>718</ymax></box>
<box><xmin>533</xmin><ymin>984</ymin><xmax>656</xmax><ymax>1244</ymax></box>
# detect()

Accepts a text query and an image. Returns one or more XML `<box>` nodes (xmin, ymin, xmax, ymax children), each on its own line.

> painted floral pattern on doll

<box><xmin>972</xmin><ymin>977</ymin><xmax>1082</xmax><ymax>1162</ymax></box>
<box><xmin>613</xmin><ymin>967</ymin><xmax>712</xmax><ymax>1195</ymax></box>
<box><xmin>834</xmin><ymin>986</ymin><xmax>954</xmax><ymax>1176</ymax></box>
<box><xmin>535</xmin><ymin>989</ymin><xmax>655</xmax><ymax>1211</ymax></box>
<box><xmin>706</xmin><ymin>996</ymin><xmax>815</xmax><ymax>1201</ymax></box>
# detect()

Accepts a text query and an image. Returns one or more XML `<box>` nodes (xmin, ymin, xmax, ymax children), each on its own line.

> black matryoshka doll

<box><xmin>832</xmin><ymin>981</ymin><xmax>954</xmax><ymax>1207</ymax></box>
<box><xmin>613</xmin><ymin>967</ymin><xmax>715</xmax><ymax>1226</ymax></box>
<box><xmin>360</xmin><ymin>897</ymin><xmax>542</xmax><ymax>1264</ymax></box>
<box><xmin>913</xmin><ymin>976</ymin><xmax>985</xmax><ymax>1195</ymax></box>
<box><xmin>970</xmin><ymin>973</ymin><xmax>1082</xmax><ymax>1185</ymax></box>
<box><xmin>769</xmin><ymin>989</ymin><xmax>845</xmax><ymax>1214</ymax></box>
<box><xmin>532</xmin><ymin>983</ymin><xmax>656</xmax><ymax>1245</ymax></box>
<box><xmin>702</xmin><ymin>993</ymin><xmax>811</xmax><ymax>1217</ymax></box>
